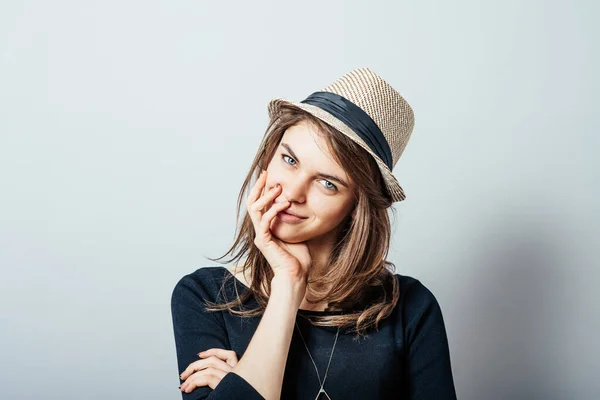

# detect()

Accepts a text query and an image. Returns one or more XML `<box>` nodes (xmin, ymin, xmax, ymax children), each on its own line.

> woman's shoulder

<box><xmin>392</xmin><ymin>272</ymin><xmax>427</xmax><ymax>291</ymax></box>
<box><xmin>171</xmin><ymin>265</ymin><xmax>235</xmax><ymax>302</ymax></box>
<box><xmin>390</xmin><ymin>272</ymin><xmax>447</xmax><ymax>329</ymax></box>
<box><xmin>392</xmin><ymin>272</ymin><xmax>420</xmax><ymax>287</ymax></box>
<box><xmin>391</xmin><ymin>272</ymin><xmax>443</xmax><ymax>313</ymax></box>
<box><xmin>179</xmin><ymin>265</ymin><xmax>230</xmax><ymax>283</ymax></box>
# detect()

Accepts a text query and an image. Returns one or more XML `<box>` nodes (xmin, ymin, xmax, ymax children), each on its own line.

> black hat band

<box><xmin>300</xmin><ymin>91</ymin><xmax>393</xmax><ymax>170</ymax></box>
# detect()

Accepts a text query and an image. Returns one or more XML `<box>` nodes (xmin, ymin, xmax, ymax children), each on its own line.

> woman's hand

<box><xmin>247</xmin><ymin>169</ymin><xmax>312</xmax><ymax>285</ymax></box>
<box><xmin>179</xmin><ymin>348</ymin><xmax>239</xmax><ymax>393</ymax></box>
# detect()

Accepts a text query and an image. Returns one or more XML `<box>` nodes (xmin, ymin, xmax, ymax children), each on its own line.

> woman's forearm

<box><xmin>230</xmin><ymin>278</ymin><xmax>304</xmax><ymax>400</ymax></box>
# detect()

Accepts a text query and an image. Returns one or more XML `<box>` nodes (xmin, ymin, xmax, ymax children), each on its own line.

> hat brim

<box><xmin>267</xmin><ymin>98</ymin><xmax>406</xmax><ymax>202</ymax></box>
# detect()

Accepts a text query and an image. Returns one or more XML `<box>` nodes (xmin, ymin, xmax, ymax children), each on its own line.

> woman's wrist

<box><xmin>270</xmin><ymin>273</ymin><xmax>306</xmax><ymax>310</ymax></box>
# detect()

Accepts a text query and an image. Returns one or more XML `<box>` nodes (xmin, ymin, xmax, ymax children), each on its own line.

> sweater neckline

<box><xmin>220</xmin><ymin>266</ymin><xmax>347</xmax><ymax>316</ymax></box>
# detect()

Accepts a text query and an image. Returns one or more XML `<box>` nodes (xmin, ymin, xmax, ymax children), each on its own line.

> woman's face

<box><xmin>264</xmin><ymin>120</ymin><xmax>357</xmax><ymax>244</ymax></box>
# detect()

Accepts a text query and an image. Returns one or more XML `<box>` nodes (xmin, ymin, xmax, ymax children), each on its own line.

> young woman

<box><xmin>171</xmin><ymin>67</ymin><xmax>457</xmax><ymax>399</ymax></box>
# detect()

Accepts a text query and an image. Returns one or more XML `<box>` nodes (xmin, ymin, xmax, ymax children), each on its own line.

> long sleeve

<box><xmin>401</xmin><ymin>279</ymin><xmax>457</xmax><ymax>399</ymax></box>
<box><xmin>171</xmin><ymin>273</ymin><xmax>265</xmax><ymax>400</ymax></box>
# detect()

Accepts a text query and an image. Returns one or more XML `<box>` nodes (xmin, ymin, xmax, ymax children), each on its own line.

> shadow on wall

<box><xmin>455</xmin><ymin>212</ymin><xmax>573</xmax><ymax>400</ymax></box>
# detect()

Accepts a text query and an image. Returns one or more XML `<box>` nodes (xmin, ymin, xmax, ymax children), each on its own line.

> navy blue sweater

<box><xmin>171</xmin><ymin>266</ymin><xmax>457</xmax><ymax>399</ymax></box>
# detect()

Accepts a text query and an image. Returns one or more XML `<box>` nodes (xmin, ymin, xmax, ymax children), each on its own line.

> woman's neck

<box><xmin>227</xmin><ymin>264</ymin><xmax>337</xmax><ymax>312</ymax></box>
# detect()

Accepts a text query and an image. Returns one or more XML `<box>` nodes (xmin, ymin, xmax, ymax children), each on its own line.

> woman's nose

<box><xmin>277</xmin><ymin>178</ymin><xmax>306</xmax><ymax>203</ymax></box>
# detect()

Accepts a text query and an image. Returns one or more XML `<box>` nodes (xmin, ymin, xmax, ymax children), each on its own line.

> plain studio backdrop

<box><xmin>0</xmin><ymin>1</ymin><xmax>598</xmax><ymax>399</ymax></box>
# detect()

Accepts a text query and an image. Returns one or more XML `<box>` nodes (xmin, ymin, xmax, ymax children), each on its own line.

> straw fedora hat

<box><xmin>266</xmin><ymin>67</ymin><xmax>415</xmax><ymax>202</ymax></box>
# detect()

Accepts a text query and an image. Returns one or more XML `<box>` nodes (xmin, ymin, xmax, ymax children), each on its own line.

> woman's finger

<box><xmin>198</xmin><ymin>348</ymin><xmax>239</xmax><ymax>368</ymax></box>
<box><xmin>246</xmin><ymin>170</ymin><xmax>267</xmax><ymax>207</ymax></box>
<box><xmin>250</xmin><ymin>183</ymin><xmax>281</xmax><ymax>215</ymax></box>
<box><xmin>180</xmin><ymin>356</ymin><xmax>233</xmax><ymax>381</ymax></box>
<box><xmin>249</xmin><ymin>183</ymin><xmax>279</xmax><ymax>213</ymax></box>
<box><xmin>260</xmin><ymin>199</ymin><xmax>290</xmax><ymax>232</ymax></box>
<box><xmin>180</xmin><ymin>367</ymin><xmax>228</xmax><ymax>392</ymax></box>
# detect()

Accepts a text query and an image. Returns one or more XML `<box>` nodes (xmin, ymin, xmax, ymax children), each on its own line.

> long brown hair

<box><xmin>203</xmin><ymin>102</ymin><xmax>401</xmax><ymax>339</ymax></box>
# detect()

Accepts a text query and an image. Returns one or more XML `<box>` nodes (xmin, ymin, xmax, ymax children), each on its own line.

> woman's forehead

<box><xmin>281</xmin><ymin>123</ymin><xmax>331</xmax><ymax>157</ymax></box>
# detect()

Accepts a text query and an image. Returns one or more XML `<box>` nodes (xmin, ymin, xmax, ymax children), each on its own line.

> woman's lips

<box><xmin>277</xmin><ymin>210</ymin><xmax>306</xmax><ymax>223</ymax></box>
<box><xmin>273</xmin><ymin>199</ymin><xmax>306</xmax><ymax>219</ymax></box>
<box><xmin>282</xmin><ymin>210</ymin><xmax>306</xmax><ymax>218</ymax></box>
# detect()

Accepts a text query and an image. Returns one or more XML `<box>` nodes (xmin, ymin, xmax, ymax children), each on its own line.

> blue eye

<box><xmin>281</xmin><ymin>154</ymin><xmax>338</xmax><ymax>192</ymax></box>
<box><xmin>282</xmin><ymin>154</ymin><xmax>296</xmax><ymax>166</ymax></box>
<box><xmin>322</xmin><ymin>180</ymin><xmax>338</xmax><ymax>191</ymax></box>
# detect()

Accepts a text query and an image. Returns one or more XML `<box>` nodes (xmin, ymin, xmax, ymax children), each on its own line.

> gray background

<box><xmin>1</xmin><ymin>1</ymin><xmax>598</xmax><ymax>399</ymax></box>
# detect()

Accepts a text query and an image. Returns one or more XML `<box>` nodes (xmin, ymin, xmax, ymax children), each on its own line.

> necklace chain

<box><xmin>294</xmin><ymin>320</ymin><xmax>341</xmax><ymax>399</ymax></box>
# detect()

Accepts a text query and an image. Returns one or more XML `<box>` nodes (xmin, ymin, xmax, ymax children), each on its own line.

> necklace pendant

<box><xmin>314</xmin><ymin>388</ymin><xmax>332</xmax><ymax>400</ymax></box>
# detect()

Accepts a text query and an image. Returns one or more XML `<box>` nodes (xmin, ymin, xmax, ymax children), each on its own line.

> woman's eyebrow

<box><xmin>280</xmin><ymin>143</ymin><xmax>349</xmax><ymax>188</ymax></box>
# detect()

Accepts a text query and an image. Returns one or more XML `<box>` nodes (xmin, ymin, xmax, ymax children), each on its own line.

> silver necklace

<box><xmin>294</xmin><ymin>319</ymin><xmax>341</xmax><ymax>400</ymax></box>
